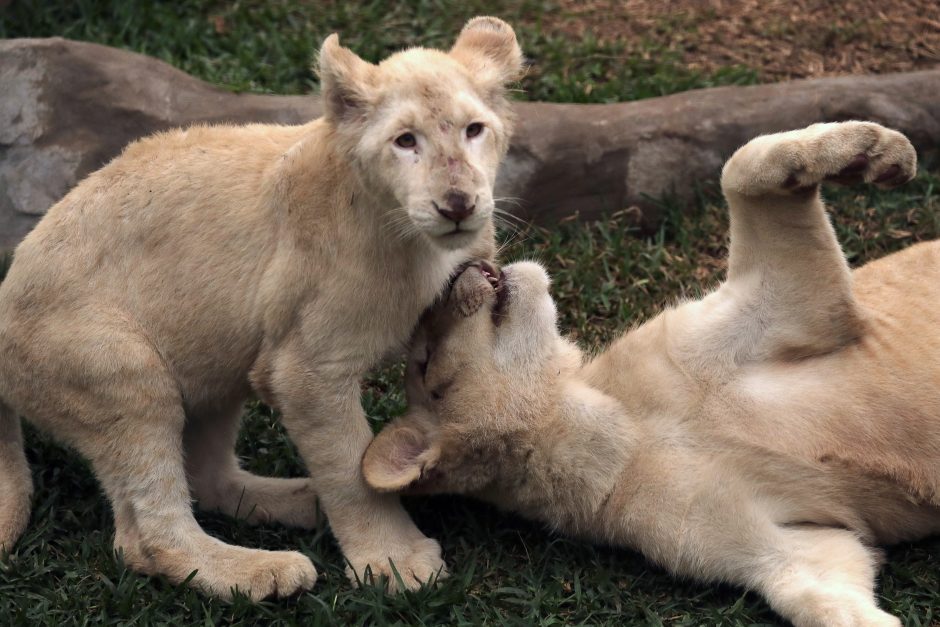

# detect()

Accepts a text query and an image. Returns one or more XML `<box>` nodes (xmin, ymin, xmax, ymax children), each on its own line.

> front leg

<box><xmin>715</xmin><ymin>121</ymin><xmax>916</xmax><ymax>360</ymax></box>
<box><xmin>268</xmin><ymin>343</ymin><xmax>446</xmax><ymax>591</ymax></box>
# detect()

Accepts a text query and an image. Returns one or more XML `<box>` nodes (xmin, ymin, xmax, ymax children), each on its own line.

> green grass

<box><xmin>0</xmin><ymin>0</ymin><xmax>757</xmax><ymax>101</ymax></box>
<box><xmin>2</xmin><ymin>1</ymin><xmax>939</xmax><ymax>625</ymax></box>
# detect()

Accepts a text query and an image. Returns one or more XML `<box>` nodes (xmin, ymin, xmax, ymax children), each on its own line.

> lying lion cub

<box><xmin>363</xmin><ymin>121</ymin><xmax>940</xmax><ymax>626</ymax></box>
<box><xmin>0</xmin><ymin>17</ymin><xmax>523</xmax><ymax>599</ymax></box>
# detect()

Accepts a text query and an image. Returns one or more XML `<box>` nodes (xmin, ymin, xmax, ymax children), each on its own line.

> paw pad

<box><xmin>874</xmin><ymin>164</ymin><xmax>903</xmax><ymax>184</ymax></box>
<box><xmin>824</xmin><ymin>153</ymin><xmax>869</xmax><ymax>185</ymax></box>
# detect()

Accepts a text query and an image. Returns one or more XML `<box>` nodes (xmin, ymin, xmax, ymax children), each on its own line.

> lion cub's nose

<box><xmin>436</xmin><ymin>190</ymin><xmax>475</xmax><ymax>223</ymax></box>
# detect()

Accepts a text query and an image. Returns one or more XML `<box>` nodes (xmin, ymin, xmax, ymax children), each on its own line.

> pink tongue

<box><xmin>479</xmin><ymin>260</ymin><xmax>498</xmax><ymax>277</ymax></box>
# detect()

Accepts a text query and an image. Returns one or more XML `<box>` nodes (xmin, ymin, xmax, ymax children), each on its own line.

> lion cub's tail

<box><xmin>0</xmin><ymin>402</ymin><xmax>32</xmax><ymax>553</ymax></box>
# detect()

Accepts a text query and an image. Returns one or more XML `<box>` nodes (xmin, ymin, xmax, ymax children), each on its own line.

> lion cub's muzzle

<box><xmin>433</xmin><ymin>190</ymin><xmax>476</xmax><ymax>225</ymax></box>
<box><xmin>450</xmin><ymin>262</ymin><xmax>508</xmax><ymax>322</ymax></box>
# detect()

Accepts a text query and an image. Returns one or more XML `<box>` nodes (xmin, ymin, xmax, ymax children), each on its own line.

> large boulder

<box><xmin>2</xmin><ymin>37</ymin><xmax>940</xmax><ymax>252</ymax></box>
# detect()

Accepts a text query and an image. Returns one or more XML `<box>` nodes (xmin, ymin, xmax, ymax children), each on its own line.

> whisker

<box><xmin>494</xmin><ymin>220</ymin><xmax>534</xmax><ymax>259</ymax></box>
<box><xmin>493</xmin><ymin>198</ymin><xmax>527</xmax><ymax>217</ymax></box>
<box><xmin>493</xmin><ymin>196</ymin><xmax>524</xmax><ymax>222</ymax></box>
<box><xmin>382</xmin><ymin>208</ymin><xmax>422</xmax><ymax>242</ymax></box>
<box><xmin>493</xmin><ymin>210</ymin><xmax>532</xmax><ymax>237</ymax></box>
<box><xmin>493</xmin><ymin>207</ymin><xmax>529</xmax><ymax>227</ymax></box>
<box><xmin>493</xmin><ymin>218</ymin><xmax>524</xmax><ymax>245</ymax></box>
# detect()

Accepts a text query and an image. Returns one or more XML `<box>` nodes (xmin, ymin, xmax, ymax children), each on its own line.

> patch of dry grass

<box><xmin>547</xmin><ymin>0</ymin><xmax>940</xmax><ymax>81</ymax></box>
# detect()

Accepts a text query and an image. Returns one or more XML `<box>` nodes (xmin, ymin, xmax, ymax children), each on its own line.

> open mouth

<box><xmin>478</xmin><ymin>261</ymin><xmax>509</xmax><ymax>324</ymax></box>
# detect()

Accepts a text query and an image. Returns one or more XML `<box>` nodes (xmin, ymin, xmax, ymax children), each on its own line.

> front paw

<box><xmin>346</xmin><ymin>536</ymin><xmax>447</xmax><ymax>592</ymax></box>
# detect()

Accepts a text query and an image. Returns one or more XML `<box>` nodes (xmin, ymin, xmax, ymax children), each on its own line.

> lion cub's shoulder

<box><xmin>118</xmin><ymin>121</ymin><xmax>313</xmax><ymax>166</ymax></box>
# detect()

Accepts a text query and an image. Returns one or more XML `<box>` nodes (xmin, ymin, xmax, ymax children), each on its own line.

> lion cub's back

<box><xmin>851</xmin><ymin>239</ymin><xmax>940</xmax><ymax>384</ymax></box>
<box><xmin>30</xmin><ymin>121</ymin><xmax>306</xmax><ymax>252</ymax></box>
<box><xmin>0</xmin><ymin>121</ymin><xmax>321</xmax><ymax>379</ymax></box>
<box><xmin>4</xmin><ymin>122</ymin><xmax>310</xmax><ymax>303</ymax></box>
<box><xmin>852</xmin><ymin>239</ymin><xmax>940</xmax><ymax>316</ymax></box>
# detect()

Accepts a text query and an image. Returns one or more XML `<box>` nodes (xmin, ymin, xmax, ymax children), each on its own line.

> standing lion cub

<box><xmin>0</xmin><ymin>17</ymin><xmax>522</xmax><ymax>599</ymax></box>
<box><xmin>364</xmin><ymin>121</ymin><xmax>939</xmax><ymax>626</ymax></box>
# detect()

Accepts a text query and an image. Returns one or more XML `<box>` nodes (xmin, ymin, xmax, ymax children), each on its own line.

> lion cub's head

<box><xmin>363</xmin><ymin>261</ymin><xmax>581</xmax><ymax>495</ymax></box>
<box><xmin>318</xmin><ymin>17</ymin><xmax>523</xmax><ymax>251</ymax></box>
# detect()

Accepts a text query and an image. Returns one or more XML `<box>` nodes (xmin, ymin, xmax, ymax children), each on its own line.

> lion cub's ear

<box><xmin>317</xmin><ymin>34</ymin><xmax>377</xmax><ymax>124</ymax></box>
<box><xmin>450</xmin><ymin>16</ymin><xmax>524</xmax><ymax>88</ymax></box>
<box><xmin>363</xmin><ymin>422</ymin><xmax>440</xmax><ymax>492</ymax></box>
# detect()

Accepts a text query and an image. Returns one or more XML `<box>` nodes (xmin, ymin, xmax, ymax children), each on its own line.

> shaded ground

<box><xmin>551</xmin><ymin>0</ymin><xmax>940</xmax><ymax>80</ymax></box>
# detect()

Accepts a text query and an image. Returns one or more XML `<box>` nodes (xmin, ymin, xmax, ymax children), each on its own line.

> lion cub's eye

<box><xmin>429</xmin><ymin>378</ymin><xmax>452</xmax><ymax>402</ymax></box>
<box><xmin>466</xmin><ymin>123</ymin><xmax>484</xmax><ymax>139</ymax></box>
<box><xmin>395</xmin><ymin>133</ymin><xmax>417</xmax><ymax>149</ymax></box>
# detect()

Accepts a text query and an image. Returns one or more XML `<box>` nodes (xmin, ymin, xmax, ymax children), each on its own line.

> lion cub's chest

<box><xmin>305</xmin><ymin>244</ymin><xmax>470</xmax><ymax>368</ymax></box>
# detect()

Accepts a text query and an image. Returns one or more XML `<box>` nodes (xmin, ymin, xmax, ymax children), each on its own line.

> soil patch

<box><xmin>548</xmin><ymin>0</ymin><xmax>940</xmax><ymax>80</ymax></box>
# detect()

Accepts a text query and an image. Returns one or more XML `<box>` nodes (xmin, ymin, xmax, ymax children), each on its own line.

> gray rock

<box><xmin>506</xmin><ymin>77</ymin><xmax>940</xmax><ymax>225</ymax></box>
<box><xmin>2</xmin><ymin>37</ymin><xmax>940</xmax><ymax>252</ymax></box>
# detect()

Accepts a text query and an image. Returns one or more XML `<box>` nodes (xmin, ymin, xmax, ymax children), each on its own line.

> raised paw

<box><xmin>722</xmin><ymin>121</ymin><xmax>917</xmax><ymax>198</ymax></box>
<box><xmin>346</xmin><ymin>536</ymin><xmax>447</xmax><ymax>593</ymax></box>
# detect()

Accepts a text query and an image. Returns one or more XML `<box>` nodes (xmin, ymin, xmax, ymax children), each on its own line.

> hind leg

<box><xmin>185</xmin><ymin>401</ymin><xmax>321</xmax><ymax>528</ymax></box>
<box><xmin>0</xmin><ymin>403</ymin><xmax>32</xmax><ymax>552</ymax></box>
<box><xmin>91</xmin><ymin>402</ymin><xmax>315</xmax><ymax>601</ymax></box>
<box><xmin>759</xmin><ymin>526</ymin><xmax>899</xmax><ymax>627</ymax></box>
<box><xmin>708</xmin><ymin>122</ymin><xmax>918</xmax><ymax>361</ymax></box>
<box><xmin>681</xmin><ymin>501</ymin><xmax>898</xmax><ymax>627</ymax></box>
<box><xmin>19</xmin><ymin>321</ymin><xmax>316</xmax><ymax>600</ymax></box>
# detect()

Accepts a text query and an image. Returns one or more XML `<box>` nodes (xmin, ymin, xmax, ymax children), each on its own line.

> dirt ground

<box><xmin>549</xmin><ymin>0</ymin><xmax>940</xmax><ymax>80</ymax></box>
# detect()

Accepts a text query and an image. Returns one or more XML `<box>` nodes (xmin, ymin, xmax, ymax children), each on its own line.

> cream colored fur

<box><xmin>363</xmin><ymin>122</ymin><xmax>940</xmax><ymax>626</ymax></box>
<box><xmin>0</xmin><ymin>17</ymin><xmax>523</xmax><ymax>600</ymax></box>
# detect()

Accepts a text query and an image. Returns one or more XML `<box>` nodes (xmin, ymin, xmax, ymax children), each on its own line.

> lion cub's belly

<box><xmin>711</xmin><ymin>336</ymin><xmax>940</xmax><ymax>509</ymax></box>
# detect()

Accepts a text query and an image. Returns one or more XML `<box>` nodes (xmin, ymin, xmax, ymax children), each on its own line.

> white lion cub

<box><xmin>0</xmin><ymin>17</ymin><xmax>523</xmax><ymax>600</ymax></box>
<box><xmin>364</xmin><ymin>121</ymin><xmax>940</xmax><ymax>626</ymax></box>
